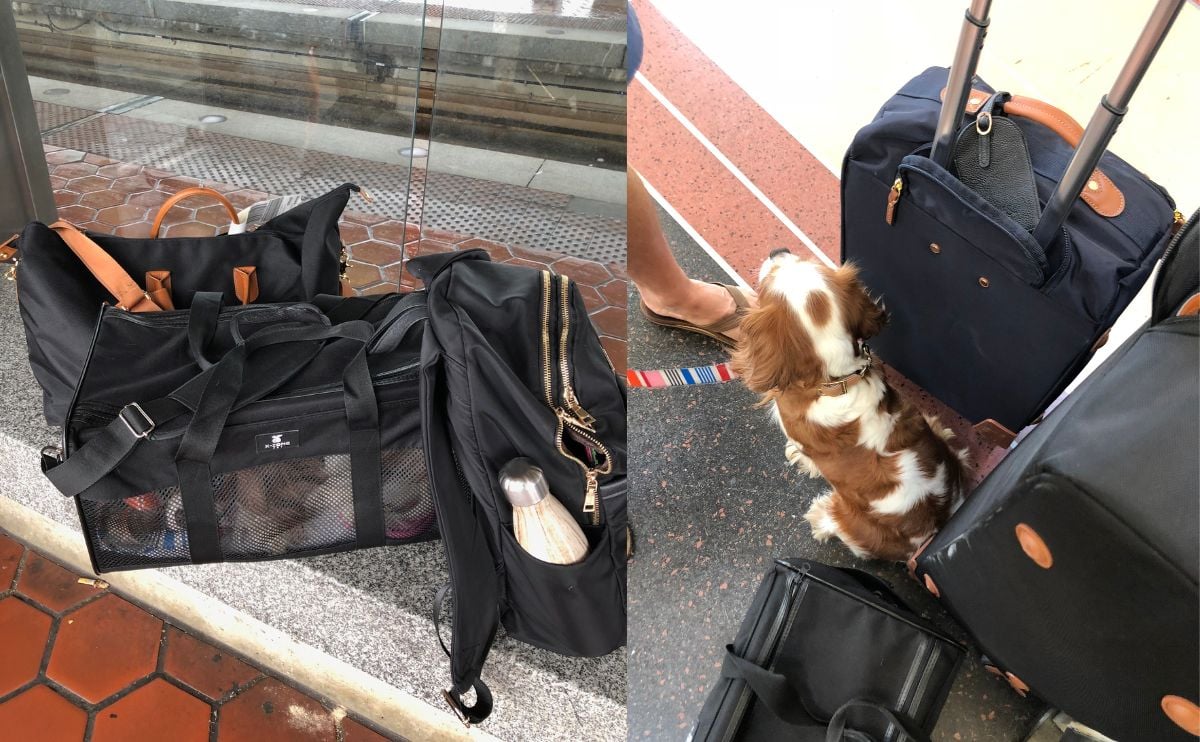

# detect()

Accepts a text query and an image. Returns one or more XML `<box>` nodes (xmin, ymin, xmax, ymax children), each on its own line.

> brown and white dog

<box><xmin>732</xmin><ymin>249</ymin><xmax>970</xmax><ymax>561</ymax></box>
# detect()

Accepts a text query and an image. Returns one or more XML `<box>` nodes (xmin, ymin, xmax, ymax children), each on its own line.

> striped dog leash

<box><xmin>626</xmin><ymin>361</ymin><xmax>738</xmax><ymax>388</ymax></box>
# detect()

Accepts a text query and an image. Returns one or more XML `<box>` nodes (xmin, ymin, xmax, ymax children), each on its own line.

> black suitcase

<box><xmin>914</xmin><ymin>211</ymin><xmax>1199</xmax><ymax>742</ymax></box>
<box><xmin>841</xmin><ymin>0</ymin><xmax>1186</xmax><ymax>442</ymax></box>
<box><xmin>692</xmin><ymin>559</ymin><xmax>963</xmax><ymax>742</ymax></box>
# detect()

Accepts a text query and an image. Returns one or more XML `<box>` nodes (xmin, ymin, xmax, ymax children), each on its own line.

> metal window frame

<box><xmin>0</xmin><ymin>2</ymin><xmax>56</xmax><ymax>236</ymax></box>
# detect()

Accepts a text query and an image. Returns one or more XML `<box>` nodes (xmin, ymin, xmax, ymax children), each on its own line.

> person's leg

<box><xmin>627</xmin><ymin>169</ymin><xmax>749</xmax><ymax>336</ymax></box>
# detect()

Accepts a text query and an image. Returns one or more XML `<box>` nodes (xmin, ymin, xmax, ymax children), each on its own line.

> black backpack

<box><xmin>413</xmin><ymin>250</ymin><xmax>628</xmax><ymax>724</ymax></box>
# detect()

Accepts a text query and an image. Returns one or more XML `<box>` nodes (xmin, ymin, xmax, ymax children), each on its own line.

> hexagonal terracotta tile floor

<box><xmin>15</xmin><ymin>147</ymin><xmax>628</xmax><ymax>374</ymax></box>
<box><xmin>0</xmin><ymin>531</ymin><xmax>396</xmax><ymax>741</ymax></box>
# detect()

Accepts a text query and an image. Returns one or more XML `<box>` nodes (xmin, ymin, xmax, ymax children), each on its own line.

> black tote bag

<box><xmin>15</xmin><ymin>183</ymin><xmax>359</xmax><ymax>425</ymax></box>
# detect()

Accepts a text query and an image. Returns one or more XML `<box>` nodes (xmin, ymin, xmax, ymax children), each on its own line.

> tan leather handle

<box><xmin>942</xmin><ymin>88</ymin><xmax>1125</xmax><ymax>217</ymax></box>
<box><xmin>49</xmin><ymin>221</ymin><xmax>163</xmax><ymax>312</ymax></box>
<box><xmin>150</xmin><ymin>187</ymin><xmax>240</xmax><ymax>238</ymax></box>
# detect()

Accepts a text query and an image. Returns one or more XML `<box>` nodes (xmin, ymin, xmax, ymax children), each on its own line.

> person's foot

<box><xmin>640</xmin><ymin>280</ymin><xmax>757</xmax><ymax>344</ymax></box>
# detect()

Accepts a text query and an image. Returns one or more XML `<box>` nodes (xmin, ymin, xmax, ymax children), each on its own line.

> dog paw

<box><xmin>923</xmin><ymin>414</ymin><xmax>956</xmax><ymax>442</ymax></box>
<box><xmin>804</xmin><ymin>495</ymin><xmax>837</xmax><ymax>541</ymax></box>
<box><xmin>785</xmin><ymin>442</ymin><xmax>822</xmax><ymax>479</ymax></box>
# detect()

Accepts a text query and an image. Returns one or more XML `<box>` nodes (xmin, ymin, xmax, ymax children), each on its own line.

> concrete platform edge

<box><xmin>0</xmin><ymin>473</ymin><xmax>499</xmax><ymax>742</ymax></box>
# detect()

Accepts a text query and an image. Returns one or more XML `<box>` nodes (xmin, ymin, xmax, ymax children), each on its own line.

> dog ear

<box><xmin>833</xmin><ymin>262</ymin><xmax>888</xmax><ymax>340</ymax></box>
<box><xmin>731</xmin><ymin>297</ymin><xmax>825</xmax><ymax>393</ymax></box>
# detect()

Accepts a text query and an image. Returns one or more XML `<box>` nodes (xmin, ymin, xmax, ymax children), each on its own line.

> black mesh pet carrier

<box><xmin>42</xmin><ymin>292</ymin><xmax>434</xmax><ymax>572</ymax></box>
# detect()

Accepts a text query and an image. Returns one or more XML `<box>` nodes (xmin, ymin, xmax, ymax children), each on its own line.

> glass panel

<box><xmin>13</xmin><ymin>0</ymin><xmax>427</xmax><ymax>291</ymax></box>
<box><xmin>417</xmin><ymin>0</ymin><xmax>627</xmax><ymax>363</ymax></box>
<box><xmin>420</xmin><ymin>0</ymin><xmax>626</xmax><ymax>262</ymax></box>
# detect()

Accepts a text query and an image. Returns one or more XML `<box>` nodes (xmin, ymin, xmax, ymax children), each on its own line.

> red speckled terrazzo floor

<box><xmin>0</xmin><ymin>531</ymin><xmax>397</xmax><ymax>742</ymax></box>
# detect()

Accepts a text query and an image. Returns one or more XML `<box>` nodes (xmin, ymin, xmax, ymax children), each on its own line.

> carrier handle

<box><xmin>175</xmin><ymin>320</ymin><xmax>384</xmax><ymax>562</ymax></box>
<box><xmin>721</xmin><ymin>646</ymin><xmax>930</xmax><ymax>741</ymax></box>
<box><xmin>41</xmin><ymin>322</ymin><xmax>369</xmax><ymax>501</ymax></box>
<box><xmin>150</xmin><ymin>187</ymin><xmax>241</xmax><ymax>238</ymax></box>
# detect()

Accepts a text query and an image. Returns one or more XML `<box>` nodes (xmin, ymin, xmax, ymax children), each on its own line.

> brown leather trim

<box><xmin>1178</xmin><ymin>293</ymin><xmax>1200</xmax><ymax>317</ymax></box>
<box><xmin>1090</xmin><ymin>328</ymin><xmax>1112</xmax><ymax>353</ymax></box>
<box><xmin>0</xmin><ymin>242</ymin><xmax>17</xmax><ymax>263</ymax></box>
<box><xmin>1005</xmin><ymin>672</ymin><xmax>1030</xmax><ymax>697</ymax></box>
<box><xmin>49</xmin><ymin>221</ymin><xmax>163</xmax><ymax>312</ymax></box>
<box><xmin>974</xmin><ymin>419</ymin><xmax>1017</xmax><ymax>448</ymax></box>
<box><xmin>922</xmin><ymin>574</ymin><xmax>940</xmax><ymax>597</ymax></box>
<box><xmin>150</xmin><ymin>186</ymin><xmax>240</xmax><ymax>238</ymax></box>
<box><xmin>144</xmin><ymin>271</ymin><xmax>175</xmax><ymax>311</ymax></box>
<box><xmin>1014</xmin><ymin>523</ymin><xmax>1053</xmax><ymax>569</ymax></box>
<box><xmin>983</xmin><ymin>664</ymin><xmax>1005</xmax><ymax>678</ymax></box>
<box><xmin>1162</xmin><ymin>695</ymin><xmax>1200</xmax><ymax>735</ymax></box>
<box><xmin>906</xmin><ymin>533</ymin><xmax>936</xmax><ymax>579</ymax></box>
<box><xmin>233</xmin><ymin>266</ymin><xmax>259</xmax><ymax>305</ymax></box>
<box><xmin>939</xmin><ymin>87</ymin><xmax>1125</xmax><ymax>217</ymax></box>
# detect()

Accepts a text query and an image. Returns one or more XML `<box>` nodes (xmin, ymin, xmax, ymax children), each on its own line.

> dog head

<box><xmin>732</xmin><ymin>250</ymin><xmax>886</xmax><ymax>394</ymax></box>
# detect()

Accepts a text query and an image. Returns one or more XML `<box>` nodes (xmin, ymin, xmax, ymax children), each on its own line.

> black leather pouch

<box><xmin>951</xmin><ymin>91</ymin><xmax>1042</xmax><ymax>231</ymax></box>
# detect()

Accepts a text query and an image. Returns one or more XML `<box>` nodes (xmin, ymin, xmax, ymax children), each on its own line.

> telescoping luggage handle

<box><xmin>930</xmin><ymin>0</ymin><xmax>1186</xmax><ymax>249</ymax></box>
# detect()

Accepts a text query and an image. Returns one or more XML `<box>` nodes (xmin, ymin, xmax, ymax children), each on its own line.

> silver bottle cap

<box><xmin>499</xmin><ymin>458</ymin><xmax>549</xmax><ymax>508</ymax></box>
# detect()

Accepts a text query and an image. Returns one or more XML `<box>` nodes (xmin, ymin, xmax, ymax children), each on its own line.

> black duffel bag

<box><xmin>692</xmin><ymin>559</ymin><xmax>963</xmax><ymax>742</ymax></box>
<box><xmin>912</xmin><ymin>211</ymin><xmax>1199</xmax><ymax>742</ymax></box>
<box><xmin>14</xmin><ymin>183</ymin><xmax>359</xmax><ymax>425</ymax></box>
<box><xmin>41</xmin><ymin>291</ymin><xmax>433</xmax><ymax>572</ymax></box>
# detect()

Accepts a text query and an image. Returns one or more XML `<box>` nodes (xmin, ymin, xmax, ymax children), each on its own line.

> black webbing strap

<box><xmin>433</xmin><ymin>583</ymin><xmax>494</xmax><ymax>727</ymax></box>
<box><xmin>43</xmin><ymin>397</ymin><xmax>189</xmax><ymax>498</ymax></box>
<box><xmin>721</xmin><ymin>646</ymin><xmax>930</xmax><ymax>742</ymax></box>
<box><xmin>369</xmin><ymin>292</ymin><xmax>428</xmax><ymax>354</ymax></box>
<box><xmin>321</xmin><ymin>294</ymin><xmax>389</xmax><ymax>324</ymax></box>
<box><xmin>187</xmin><ymin>291</ymin><xmax>224</xmax><ymax>370</ymax></box>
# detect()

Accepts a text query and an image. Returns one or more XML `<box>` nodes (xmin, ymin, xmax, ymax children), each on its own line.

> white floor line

<box><xmin>638</xmin><ymin>174</ymin><xmax>750</xmax><ymax>290</ymax></box>
<box><xmin>634</xmin><ymin>71</ymin><xmax>836</xmax><ymax>270</ymax></box>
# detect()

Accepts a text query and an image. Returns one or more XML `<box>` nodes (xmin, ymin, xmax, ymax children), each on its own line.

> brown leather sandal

<box><xmin>639</xmin><ymin>283</ymin><xmax>751</xmax><ymax>348</ymax></box>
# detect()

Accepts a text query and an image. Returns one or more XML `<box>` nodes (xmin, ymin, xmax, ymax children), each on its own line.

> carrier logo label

<box><xmin>256</xmin><ymin>430</ymin><xmax>299</xmax><ymax>452</ymax></box>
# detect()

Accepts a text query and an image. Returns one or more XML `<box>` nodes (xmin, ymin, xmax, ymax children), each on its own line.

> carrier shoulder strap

<box><xmin>49</xmin><ymin>221</ymin><xmax>165</xmax><ymax>312</ymax></box>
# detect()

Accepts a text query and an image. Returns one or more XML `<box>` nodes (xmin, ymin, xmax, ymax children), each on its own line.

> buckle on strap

<box><xmin>119</xmin><ymin>403</ymin><xmax>155</xmax><ymax>439</ymax></box>
<box><xmin>441</xmin><ymin>689</ymin><xmax>471</xmax><ymax>728</ymax></box>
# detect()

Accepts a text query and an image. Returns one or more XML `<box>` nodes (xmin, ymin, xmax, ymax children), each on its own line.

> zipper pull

<box><xmin>582</xmin><ymin>470</ymin><xmax>599</xmax><ymax>525</ymax></box>
<box><xmin>885</xmin><ymin>177</ymin><xmax>903</xmax><ymax>225</ymax></box>
<box><xmin>1171</xmin><ymin>209</ymin><xmax>1185</xmax><ymax>235</ymax></box>
<box><xmin>564</xmin><ymin>389</ymin><xmax>596</xmax><ymax>430</ymax></box>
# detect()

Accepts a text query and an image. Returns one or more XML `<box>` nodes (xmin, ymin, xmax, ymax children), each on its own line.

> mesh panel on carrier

<box><xmin>81</xmin><ymin>447</ymin><xmax>436</xmax><ymax>571</ymax></box>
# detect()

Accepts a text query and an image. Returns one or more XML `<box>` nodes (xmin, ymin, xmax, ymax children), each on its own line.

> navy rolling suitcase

<box><xmin>913</xmin><ymin>211</ymin><xmax>1199</xmax><ymax>742</ymax></box>
<box><xmin>841</xmin><ymin>0</ymin><xmax>1186</xmax><ymax>443</ymax></box>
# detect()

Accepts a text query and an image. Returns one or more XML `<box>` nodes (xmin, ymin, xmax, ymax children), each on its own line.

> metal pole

<box><xmin>1031</xmin><ymin>0</ymin><xmax>1185</xmax><ymax>248</ymax></box>
<box><xmin>0</xmin><ymin>3</ymin><xmax>56</xmax><ymax>237</ymax></box>
<box><xmin>930</xmin><ymin>0</ymin><xmax>993</xmax><ymax>168</ymax></box>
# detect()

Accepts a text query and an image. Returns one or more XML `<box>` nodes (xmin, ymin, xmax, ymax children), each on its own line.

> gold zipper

<box><xmin>541</xmin><ymin>271</ymin><xmax>555</xmax><ymax>408</ymax></box>
<box><xmin>1171</xmin><ymin>209</ymin><xmax>1185</xmax><ymax>235</ymax></box>
<box><xmin>556</xmin><ymin>411</ymin><xmax>612</xmax><ymax>525</ymax></box>
<box><xmin>559</xmin><ymin>276</ymin><xmax>597</xmax><ymax>429</ymax></box>
<box><xmin>885</xmin><ymin>177</ymin><xmax>903</xmax><ymax>225</ymax></box>
<box><xmin>537</xmin><ymin>271</ymin><xmax>609</xmax><ymax>525</ymax></box>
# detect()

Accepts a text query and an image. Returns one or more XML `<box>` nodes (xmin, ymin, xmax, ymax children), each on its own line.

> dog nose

<box><xmin>768</xmin><ymin>248</ymin><xmax>791</xmax><ymax>259</ymax></box>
